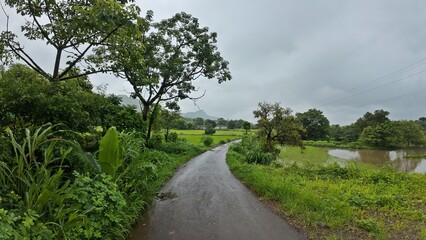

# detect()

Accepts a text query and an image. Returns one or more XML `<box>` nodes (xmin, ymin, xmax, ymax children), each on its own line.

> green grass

<box><xmin>227</xmin><ymin>144</ymin><xmax>426</xmax><ymax>240</ymax></box>
<box><xmin>172</xmin><ymin>129</ymin><xmax>247</xmax><ymax>147</ymax></box>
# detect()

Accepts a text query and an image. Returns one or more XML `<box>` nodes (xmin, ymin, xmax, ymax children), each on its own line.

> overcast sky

<box><xmin>2</xmin><ymin>0</ymin><xmax>426</xmax><ymax>124</ymax></box>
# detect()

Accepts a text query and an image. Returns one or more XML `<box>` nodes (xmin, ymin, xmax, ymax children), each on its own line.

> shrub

<box><xmin>202</xmin><ymin>137</ymin><xmax>214</xmax><ymax>146</ymax></box>
<box><xmin>245</xmin><ymin>150</ymin><xmax>275</xmax><ymax>165</ymax></box>
<box><xmin>155</xmin><ymin>141</ymin><xmax>195</xmax><ymax>154</ymax></box>
<box><xmin>0</xmin><ymin>208</ymin><xmax>55</xmax><ymax>239</ymax></box>
<box><xmin>167</xmin><ymin>132</ymin><xmax>178</xmax><ymax>142</ymax></box>
<box><xmin>204</xmin><ymin>125</ymin><xmax>216</xmax><ymax>135</ymax></box>
<box><xmin>55</xmin><ymin>172</ymin><xmax>128</xmax><ymax>239</ymax></box>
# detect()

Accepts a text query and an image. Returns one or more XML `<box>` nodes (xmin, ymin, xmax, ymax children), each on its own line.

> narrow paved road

<box><xmin>129</xmin><ymin>143</ymin><xmax>303</xmax><ymax>240</ymax></box>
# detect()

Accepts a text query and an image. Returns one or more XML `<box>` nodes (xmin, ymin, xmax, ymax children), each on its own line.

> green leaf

<box><xmin>99</xmin><ymin>127</ymin><xmax>120</xmax><ymax>176</ymax></box>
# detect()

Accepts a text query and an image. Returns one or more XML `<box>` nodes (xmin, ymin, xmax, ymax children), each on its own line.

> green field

<box><xmin>172</xmin><ymin>129</ymin><xmax>248</xmax><ymax>147</ymax></box>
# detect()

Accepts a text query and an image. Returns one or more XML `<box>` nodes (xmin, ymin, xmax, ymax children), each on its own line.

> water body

<box><xmin>327</xmin><ymin>148</ymin><xmax>426</xmax><ymax>173</ymax></box>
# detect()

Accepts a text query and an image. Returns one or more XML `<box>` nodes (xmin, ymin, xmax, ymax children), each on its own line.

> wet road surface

<box><xmin>129</xmin><ymin>143</ymin><xmax>303</xmax><ymax>240</ymax></box>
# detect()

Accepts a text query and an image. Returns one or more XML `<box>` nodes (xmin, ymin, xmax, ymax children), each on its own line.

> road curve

<box><xmin>128</xmin><ymin>142</ymin><xmax>303</xmax><ymax>240</ymax></box>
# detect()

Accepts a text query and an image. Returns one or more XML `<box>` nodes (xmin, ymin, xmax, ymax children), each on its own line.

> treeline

<box><xmin>295</xmin><ymin>108</ymin><xmax>426</xmax><ymax>148</ymax></box>
<box><xmin>167</xmin><ymin>116</ymin><xmax>251</xmax><ymax>130</ymax></box>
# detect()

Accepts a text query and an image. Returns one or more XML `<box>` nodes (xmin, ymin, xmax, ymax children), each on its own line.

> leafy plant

<box><xmin>0</xmin><ymin>124</ymin><xmax>72</xmax><ymax>214</ymax></box>
<box><xmin>54</xmin><ymin>172</ymin><xmax>128</xmax><ymax>239</ymax></box>
<box><xmin>98</xmin><ymin>127</ymin><xmax>120</xmax><ymax>176</ymax></box>
<box><xmin>202</xmin><ymin>136</ymin><xmax>214</xmax><ymax>146</ymax></box>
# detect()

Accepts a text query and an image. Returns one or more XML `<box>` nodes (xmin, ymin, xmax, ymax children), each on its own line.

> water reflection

<box><xmin>326</xmin><ymin>148</ymin><xmax>426</xmax><ymax>173</ymax></box>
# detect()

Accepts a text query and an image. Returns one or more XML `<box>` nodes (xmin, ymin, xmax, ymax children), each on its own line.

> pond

<box><xmin>326</xmin><ymin>148</ymin><xmax>426</xmax><ymax>173</ymax></box>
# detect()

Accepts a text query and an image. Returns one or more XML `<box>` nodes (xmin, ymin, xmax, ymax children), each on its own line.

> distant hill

<box><xmin>118</xmin><ymin>95</ymin><xmax>140</xmax><ymax>109</ymax></box>
<box><xmin>181</xmin><ymin>110</ymin><xmax>218</xmax><ymax>120</ymax></box>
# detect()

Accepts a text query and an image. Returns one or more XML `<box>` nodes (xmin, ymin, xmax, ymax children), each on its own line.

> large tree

<box><xmin>92</xmin><ymin>12</ymin><xmax>231</xmax><ymax>141</ymax></box>
<box><xmin>1</xmin><ymin>0</ymin><xmax>140</xmax><ymax>82</ymax></box>
<box><xmin>296</xmin><ymin>108</ymin><xmax>330</xmax><ymax>140</ymax></box>
<box><xmin>253</xmin><ymin>102</ymin><xmax>305</xmax><ymax>155</ymax></box>
<box><xmin>396</xmin><ymin>120</ymin><xmax>426</xmax><ymax>146</ymax></box>
<box><xmin>353</xmin><ymin>109</ymin><xmax>390</xmax><ymax>139</ymax></box>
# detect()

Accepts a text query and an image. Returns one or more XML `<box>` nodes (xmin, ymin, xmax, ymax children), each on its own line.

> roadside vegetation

<box><xmin>0</xmin><ymin>0</ymin><xmax>235</xmax><ymax>238</ymax></box>
<box><xmin>226</xmin><ymin>102</ymin><xmax>426</xmax><ymax>239</ymax></box>
<box><xmin>228</xmin><ymin>137</ymin><xmax>426</xmax><ymax>239</ymax></box>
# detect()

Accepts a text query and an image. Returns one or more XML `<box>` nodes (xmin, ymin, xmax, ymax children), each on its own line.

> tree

<box><xmin>159</xmin><ymin>108</ymin><xmax>181</xmax><ymax>142</ymax></box>
<box><xmin>204</xmin><ymin>124</ymin><xmax>216</xmax><ymax>135</ymax></box>
<box><xmin>296</xmin><ymin>108</ymin><xmax>330</xmax><ymax>140</ymax></box>
<box><xmin>93</xmin><ymin>12</ymin><xmax>231</xmax><ymax>142</ymax></box>
<box><xmin>217</xmin><ymin>118</ymin><xmax>227</xmax><ymax>127</ymax></box>
<box><xmin>1</xmin><ymin>0</ymin><xmax>141</xmax><ymax>82</ymax></box>
<box><xmin>227</xmin><ymin>120</ymin><xmax>238</xmax><ymax>129</ymax></box>
<box><xmin>353</xmin><ymin>109</ymin><xmax>390</xmax><ymax>139</ymax></box>
<box><xmin>396</xmin><ymin>120</ymin><xmax>426</xmax><ymax>146</ymax></box>
<box><xmin>204</xmin><ymin>119</ymin><xmax>217</xmax><ymax>129</ymax></box>
<box><xmin>329</xmin><ymin>124</ymin><xmax>345</xmax><ymax>141</ymax></box>
<box><xmin>359</xmin><ymin>122</ymin><xmax>399</xmax><ymax>148</ymax></box>
<box><xmin>417</xmin><ymin>117</ymin><xmax>426</xmax><ymax>132</ymax></box>
<box><xmin>242</xmin><ymin>121</ymin><xmax>251</xmax><ymax>134</ymax></box>
<box><xmin>194</xmin><ymin>117</ymin><xmax>205</xmax><ymax>127</ymax></box>
<box><xmin>253</xmin><ymin>102</ymin><xmax>305</xmax><ymax>155</ymax></box>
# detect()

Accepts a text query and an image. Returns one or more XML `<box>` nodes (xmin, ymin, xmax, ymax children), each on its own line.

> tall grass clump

<box><xmin>230</xmin><ymin>136</ymin><xmax>276</xmax><ymax>165</ymax></box>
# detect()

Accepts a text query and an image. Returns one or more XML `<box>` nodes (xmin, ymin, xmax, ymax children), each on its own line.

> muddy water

<box><xmin>327</xmin><ymin>148</ymin><xmax>426</xmax><ymax>173</ymax></box>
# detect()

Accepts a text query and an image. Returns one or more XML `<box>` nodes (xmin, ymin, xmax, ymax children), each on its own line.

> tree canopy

<box><xmin>1</xmin><ymin>0</ymin><xmax>141</xmax><ymax>82</ymax></box>
<box><xmin>253</xmin><ymin>102</ymin><xmax>305</xmax><ymax>155</ymax></box>
<box><xmin>296</xmin><ymin>108</ymin><xmax>330</xmax><ymax>140</ymax></box>
<box><xmin>92</xmin><ymin>11</ymin><xmax>231</xmax><ymax>141</ymax></box>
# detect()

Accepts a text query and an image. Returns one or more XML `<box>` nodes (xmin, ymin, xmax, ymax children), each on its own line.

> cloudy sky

<box><xmin>2</xmin><ymin>0</ymin><xmax>426</xmax><ymax>124</ymax></box>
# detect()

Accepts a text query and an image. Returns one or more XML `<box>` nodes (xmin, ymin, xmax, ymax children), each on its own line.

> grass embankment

<box><xmin>227</xmin><ymin>145</ymin><xmax>426</xmax><ymax>239</ymax></box>
<box><xmin>172</xmin><ymin>129</ymin><xmax>246</xmax><ymax>147</ymax></box>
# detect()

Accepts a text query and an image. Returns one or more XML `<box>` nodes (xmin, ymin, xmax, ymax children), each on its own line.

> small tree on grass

<box><xmin>205</xmin><ymin>124</ymin><xmax>216</xmax><ymax>135</ymax></box>
<box><xmin>243</xmin><ymin>121</ymin><xmax>251</xmax><ymax>134</ymax></box>
<box><xmin>202</xmin><ymin>136</ymin><xmax>213</xmax><ymax>146</ymax></box>
<box><xmin>253</xmin><ymin>102</ymin><xmax>305</xmax><ymax>155</ymax></box>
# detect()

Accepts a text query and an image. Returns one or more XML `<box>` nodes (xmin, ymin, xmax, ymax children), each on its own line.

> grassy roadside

<box><xmin>226</xmin><ymin>145</ymin><xmax>426</xmax><ymax>239</ymax></box>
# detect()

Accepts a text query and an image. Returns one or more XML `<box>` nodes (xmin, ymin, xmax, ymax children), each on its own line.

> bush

<box><xmin>55</xmin><ymin>172</ymin><xmax>128</xmax><ymax>239</ymax></box>
<box><xmin>0</xmin><ymin>208</ymin><xmax>55</xmax><ymax>239</ymax></box>
<box><xmin>155</xmin><ymin>140</ymin><xmax>195</xmax><ymax>154</ymax></box>
<box><xmin>245</xmin><ymin>150</ymin><xmax>275</xmax><ymax>165</ymax></box>
<box><xmin>205</xmin><ymin>125</ymin><xmax>216</xmax><ymax>135</ymax></box>
<box><xmin>167</xmin><ymin>132</ymin><xmax>178</xmax><ymax>142</ymax></box>
<box><xmin>202</xmin><ymin>137</ymin><xmax>214</xmax><ymax>146</ymax></box>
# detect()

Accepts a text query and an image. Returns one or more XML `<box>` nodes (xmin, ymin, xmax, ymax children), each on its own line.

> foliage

<box><xmin>92</xmin><ymin>11</ymin><xmax>231</xmax><ymax>141</ymax></box>
<box><xmin>359</xmin><ymin>122</ymin><xmax>400</xmax><ymax>148</ymax></box>
<box><xmin>55</xmin><ymin>172</ymin><xmax>128</xmax><ymax>239</ymax></box>
<box><xmin>0</xmin><ymin>64</ymin><xmax>142</xmax><ymax>132</ymax></box>
<box><xmin>98</xmin><ymin>127</ymin><xmax>120</xmax><ymax>176</ymax></box>
<box><xmin>242</xmin><ymin>121</ymin><xmax>251</xmax><ymax>134</ymax></box>
<box><xmin>253</xmin><ymin>102</ymin><xmax>305</xmax><ymax>155</ymax></box>
<box><xmin>296</xmin><ymin>108</ymin><xmax>330</xmax><ymax>140</ymax></box>
<box><xmin>1</xmin><ymin>0</ymin><xmax>141</xmax><ymax>82</ymax></box>
<box><xmin>353</xmin><ymin>110</ymin><xmax>390</xmax><ymax>139</ymax></box>
<box><xmin>202</xmin><ymin>136</ymin><xmax>214</xmax><ymax>146</ymax></box>
<box><xmin>204</xmin><ymin>124</ymin><xmax>216</xmax><ymax>135</ymax></box>
<box><xmin>0</xmin><ymin>208</ymin><xmax>54</xmax><ymax>239</ymax></box>
<box><xmin>396</xmin><ymin>120</ymin><xmax>426</xmax><ymax>146</ymax></box>
<box><xmin>230</xmin><ymin>136</ymin><xmax>275</xmax><ymax>165</ymax></box>
<box><xmin>0</xmin><ymin>124</ymin><xmax>72</xmax><ymax>214</ymax></box>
